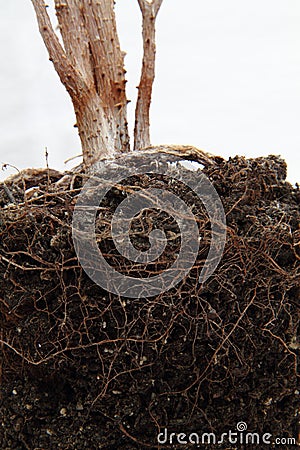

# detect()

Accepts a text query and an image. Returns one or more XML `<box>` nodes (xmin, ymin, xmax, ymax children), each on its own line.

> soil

<box><xmin>0</xmin><ymin>149</ymin><xmax>299</xmax><ymax>449</ymax></box>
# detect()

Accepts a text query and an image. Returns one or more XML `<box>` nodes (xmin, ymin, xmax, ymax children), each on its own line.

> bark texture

<box><xmin>31</xmin><ymin>0</ymin><xmax>130</xmax><ymax>168</ymax></box>
<box><xmin>134</xmin><ymin>0</ymin><xmax>163</xmax><ymax>150</ymax></box>
<box><xmin>31</xmin><ymin>0</ymin><xmax>164</xmax><ymax>169</ymax></box>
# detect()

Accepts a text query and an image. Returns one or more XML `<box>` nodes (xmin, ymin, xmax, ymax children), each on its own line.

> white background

<box><xmin>0</xmin><ymin>0</ymin><xmax>299</xmax><ymax>183</ymax></box>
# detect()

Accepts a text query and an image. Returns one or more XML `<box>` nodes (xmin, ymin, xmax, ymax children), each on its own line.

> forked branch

<box><xmin>31</xmin><ymin>0</ymin><xmax>130</xmax><ymax>168</ymax></box>
<box><xmin>31</xmin><ymin>0</ymin><xmax>163</xmax><ymax>167</ymax></box>
<box><xmin>134</xmin><ymin>0</ymin><xmax>163</xmax><ymax>150</ymax></box>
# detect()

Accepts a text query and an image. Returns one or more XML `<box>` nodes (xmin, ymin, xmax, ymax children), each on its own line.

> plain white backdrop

<box><xmin>0</xmin><ymin>1</ymin><xmax>299</xmax><ymax>183</ymax></box>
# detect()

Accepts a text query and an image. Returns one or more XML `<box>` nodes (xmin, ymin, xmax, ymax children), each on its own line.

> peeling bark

<box><xmin>31</xmin><ymin>0</ymin><xmax>130</xmax><ymax>168</ymax></box>
<box><xmin>31</xmin><ymin>0</ymin><xmax>163</xmax><ymax>169</ymax></box>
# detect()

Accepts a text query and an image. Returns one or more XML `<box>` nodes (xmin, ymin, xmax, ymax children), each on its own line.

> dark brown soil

<box><xmin>0</xmin><ymin>150</ymin><xmax>299</xmax><ymax>449</ymax></box>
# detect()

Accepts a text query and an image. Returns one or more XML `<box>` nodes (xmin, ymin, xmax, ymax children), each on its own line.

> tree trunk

<box><xmin>73</xmin><ymin>90</ymin><xmax>115</xmax><ymax>166</ymax></box>
<box><xmin>31</xmin><ymin>0</ymin><xmax>131</xmax><ymax>169</ymax></box>
<box><xmin>31</xmin><ymin>0</ymin><xmax>163</xmax><ymax>169</ymax></box>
